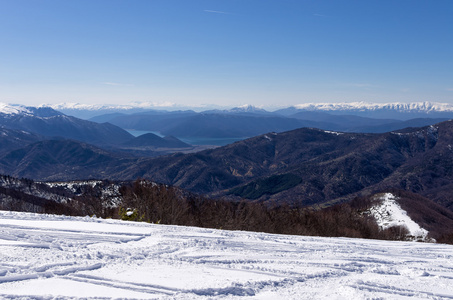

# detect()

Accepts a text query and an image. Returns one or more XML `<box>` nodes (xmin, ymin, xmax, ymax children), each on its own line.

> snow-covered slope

<box><xmin>1</xmin><ymin>210</ymin><xmax>452</xmax><ymax>299</ymax></box>
<box><xmin>0</xmin><ymin>103</ymin><xmax>32</xmax><ymax>116</ymax></box>
<box><xmin>368</xmin><ymin>193</ymin><xmax>431</xmax><ymax>242</ymax></box>
<box><xmin>45</xmin><ymin>102</ymin><xmax>169</xmax><ymax>111</ymax></box>
<box><xmin>0</xmin><ymin>102</ymin><xmax>63</xmax><ymax>118</ymax></box>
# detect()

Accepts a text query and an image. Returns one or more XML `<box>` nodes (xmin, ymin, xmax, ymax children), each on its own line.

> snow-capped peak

<box><xmin>293</xmin><ymin>101</ymin><xmax>453</xmax><ymax>113</ymax></box>
<box><xmin>231</xmin><ymin>104</ymin><xmax>265</xmax><ymax>112</ymax></box>
<box><xmin>0</xmin><ymin>103</ymin><xmax>32</xmax><ymax>115</ymax></box>
<box><xmin>228</xmin><ymin>105</ymin><xmax>268</xmax><ymax>114</ymax></box>
<box><xmin>42</xmin><ymin>101</ymin><xmax>177</xmax><ymax>111</ymax></box>
<box><xmin>201</xmin><ymin>104</ymin><xmax>270</xmax><ymax>115</ymax></box>
<box><xmin>42</xmin><ymin>102</ymin><xmax>134</xmax><ymax>111</ymax></box>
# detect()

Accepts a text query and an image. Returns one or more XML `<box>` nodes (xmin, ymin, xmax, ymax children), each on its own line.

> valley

<box><xmin>1</xmin><ymin>102</ymin><xmax>453</xmax><ymax>244</ymax></box>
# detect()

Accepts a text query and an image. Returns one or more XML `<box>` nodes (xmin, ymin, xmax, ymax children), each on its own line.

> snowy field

<box><xmin>0</xmin><ymin>210</ymin><xmax>452</xmax><ymax>299</ymax></box>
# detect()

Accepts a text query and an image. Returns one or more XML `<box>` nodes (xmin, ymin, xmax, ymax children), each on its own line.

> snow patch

<box><xmin>368</xmin><ymin>193</ymin><xmax>431</xmax><ymax>242</ymax></box>
<box><xmin>43</xmin><ymin>181</ymin><xmax>103</xmax><ymax>193</ymax></box>
<box><xmin>323</xmin><ymin>130</ymin><xmax>343</xmax><ymax>135</ymax></box>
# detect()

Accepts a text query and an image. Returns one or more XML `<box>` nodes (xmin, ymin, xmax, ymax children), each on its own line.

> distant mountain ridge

<box><xmin>295</xmin><ymin>101</ymin><xmax>453</xmax><ymax>112</ymax></box>
<box><xmin>43</xmin><ymin>102</ymin><xmax>198</xmax><ymax>119</ymax></box>
<box><xmin>82</xmin><ymin>103</ymin><xmax>452</xmax><ymax>144</ymax></box>
<box><xmin>26</xmin><ymin>101</ymin><xmax>453</xmax><ymax>145</ymax></box>
<box><xmin>203</xmin><ymin>105</ymin><xmax>273</xmax><ymax>116</ymax></box>
<box><xmin>0</xmin><ymin>103</ymin><xmax>134</xmax><ymax>146</ymax></box>
<box><xmin>44</xmin><ymin>101</ymin><xmax>453</xmax><ymax>117</ymax></box>
<box><xmin>277</xmin><ymin>101</ymin><xmax>453</xmax><ymax>120</ymax></box>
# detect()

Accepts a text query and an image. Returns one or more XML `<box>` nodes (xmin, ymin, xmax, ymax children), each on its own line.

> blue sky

<box><xmin>1</xmin><ymin>0</ymin><xmax>452</xmax><ymax>109</ymax></box>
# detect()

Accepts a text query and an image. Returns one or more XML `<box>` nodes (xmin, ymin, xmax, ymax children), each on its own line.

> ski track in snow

<box><xmin>0</xmin><ymin>211</ymin><xmax>452</xmax><ymax>299</ymax></box>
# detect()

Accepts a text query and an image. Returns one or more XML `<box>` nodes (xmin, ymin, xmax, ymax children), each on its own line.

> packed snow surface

<box><xmin>0</xmin><ymin>211</ymin><xmax>452</xmax><ymax>299</ymax></box>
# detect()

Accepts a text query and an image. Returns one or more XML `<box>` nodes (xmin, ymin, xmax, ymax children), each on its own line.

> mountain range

<box><xmin>116</xmin><ymin>121</ymin><xmax>453</xmax><ymax>211</ymax></box>
<box><xmin>2</xmin><ymin>102</ymin><xmax>453</xmax><ymax>215</ymax></box>
<box><xmin>48</xmin><ymin>101</ymin><xmax>453</xmax><ymax>120</ymax></box>
<box><xmin>1</xmin><ymin>115</ymin><xmax>453</xmax><ymax>214</ymax></box>
<box><xmin>80</xmin><ymin>102</ymin><xmax>453</xmax><ymax>144</ymax></box>
<box><xmin>0</xmin><ymin>104</ymin><xmax>133</xmax><ymax>146</ymax></box>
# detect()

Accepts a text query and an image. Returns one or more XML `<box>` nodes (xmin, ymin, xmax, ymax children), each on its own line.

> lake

<box><xmin>125</xmin><ymin>130</ymin><xmax>247</xmax><ymax>146</ymax></box>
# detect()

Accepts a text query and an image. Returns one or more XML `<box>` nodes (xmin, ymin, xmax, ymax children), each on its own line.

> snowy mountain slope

<box><xmin>0</xmin><ymin>210</ymin><xmax>452</xmax><ymax>299</ymax></box>
<box><xmin>0</xmin><ymin>103</ymin><xmax>63</xmax><ymax>118</ymax></box>
<box><xmin>293</xmin><ymin>101</ymin><xmax>453</xmax><ymax>112</ymax></box>
<box><xmin>368</xmin><ymin>193</ymin><xmax>431</xmax><ymax>241</ymax></box>
<box><xmin>0</xmin><ymin>103</ymin><xmax>32</xmax><ymax>115</ymax></box>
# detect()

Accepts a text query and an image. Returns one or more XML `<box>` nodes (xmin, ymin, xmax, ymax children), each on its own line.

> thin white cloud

<box><xmin>446</xmin><ymin>88</ymin><xmax>453</xmax><ymax>92</ymax></box>
<box><xmin>313</xmin><ymin>13</ymin><xmax>327</xmax><ymax>17</ymax></box>
<box><xmin>204</xmin><ymin>10</ymin><xmax>230</xmax><ymax>15</ymax></box>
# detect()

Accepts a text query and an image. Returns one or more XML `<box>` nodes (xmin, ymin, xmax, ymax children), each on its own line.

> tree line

<box><xmin>3</xmin><ymin>178</ymin><xmax>453</xmax><ymax>243</ymax></box>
